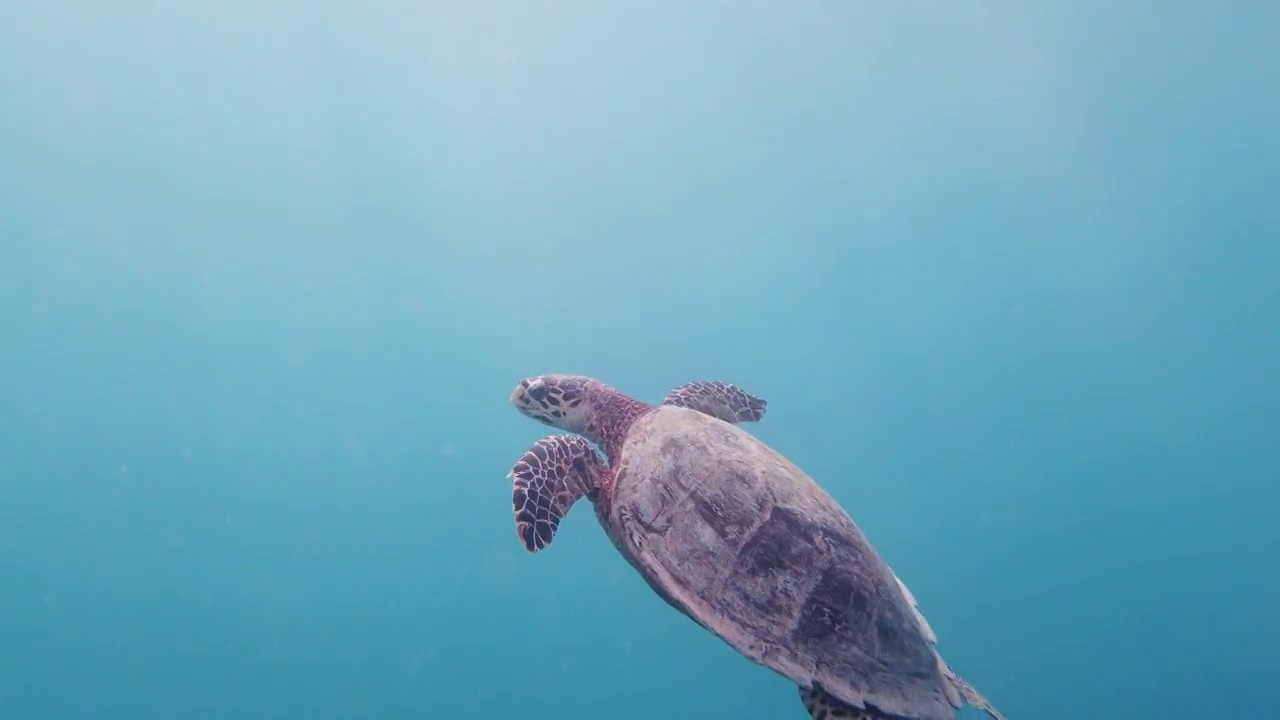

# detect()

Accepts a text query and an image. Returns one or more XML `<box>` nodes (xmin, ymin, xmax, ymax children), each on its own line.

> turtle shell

<box><xmin>608</xmin><ymin>406</ymin><xmax>960</xmax><ymax>720</ymax></box>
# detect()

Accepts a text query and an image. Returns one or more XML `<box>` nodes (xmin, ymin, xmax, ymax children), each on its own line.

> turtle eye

<box><xmin>528</xmin><ymin>384</ymin><xmax>549</xmax><ymax>402</ymax></box>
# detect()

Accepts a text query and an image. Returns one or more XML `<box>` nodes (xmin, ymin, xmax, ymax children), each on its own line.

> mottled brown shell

<box><xmin>609</xmin><ymin>406</ymin><xmax>961</xmax><ymax>720</ymax></box>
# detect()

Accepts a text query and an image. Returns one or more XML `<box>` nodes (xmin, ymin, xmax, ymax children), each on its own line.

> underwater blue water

<box><xmin>2</xmin><ymin>2</ymin><xmax>1277</xmax><ymax>718</ymax></box>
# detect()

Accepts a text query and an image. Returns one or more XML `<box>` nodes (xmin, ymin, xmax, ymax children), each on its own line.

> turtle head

<box><xmin>510</xmin><ymin>374</ymin><xmax>600</xmax><ymax>434</ymax></box>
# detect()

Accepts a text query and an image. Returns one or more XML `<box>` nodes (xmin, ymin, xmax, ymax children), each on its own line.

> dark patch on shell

<box><xmin>794</xmin><ymin>565</ymin><xmax>870</xmax><ymax>642</ymax></box>
<box><xmin>737</xmin><ymin>505</ymin><xmax>818</xmax><ymax>574</ymax></box>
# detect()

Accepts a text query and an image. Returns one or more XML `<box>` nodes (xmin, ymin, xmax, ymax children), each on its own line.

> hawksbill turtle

<box><xmin>506</xmin><ymin>373</ymin><xmax>1005</xmax><ymax>720</ymax></box>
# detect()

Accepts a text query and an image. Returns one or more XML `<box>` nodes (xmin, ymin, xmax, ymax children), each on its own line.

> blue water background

<box><xmin>2</xmin><ymin>2</ymin><xmax>1277</xmax><ymax>719</ymax></box>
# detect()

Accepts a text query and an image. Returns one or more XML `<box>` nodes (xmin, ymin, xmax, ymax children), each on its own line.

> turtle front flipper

<box><xmin>508</xmin><ymin>435</ymin><xmax>606</xmax><ymax>553</ymax></box>
<box><xmin>661</xmin><ymin>381</ymin><xmax>767</xmax><ymax>424</ymax></box>
<box><xmin>798</xmin><ymin>687</ymin><xmax>889</xmax><ymax>719</ymax></box>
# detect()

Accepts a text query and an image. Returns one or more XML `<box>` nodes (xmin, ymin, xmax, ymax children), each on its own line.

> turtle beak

<box><xmin>510</xmin><ymin>377</ymin><xmax>536</xmax><ymax>408</ymax></box>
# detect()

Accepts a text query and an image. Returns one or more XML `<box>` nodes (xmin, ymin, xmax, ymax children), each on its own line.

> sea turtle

<box><xmin>507</xmin><ymin>373</ymin><xmax>1005</xmax><ymax>720</ymax></box>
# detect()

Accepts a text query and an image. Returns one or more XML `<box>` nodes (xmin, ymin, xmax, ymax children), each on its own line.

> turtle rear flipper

<box><xmin>894</xmin><ymin>573</ymin><xmax>1006</xmax><ymax>720</ymax></box>
<box><xmin>943</xmin><ymin>665</ymin><xmax>1006</xmax><ymax>720</ymax></box>
<box><xmin>508</xmin><ymin>435</ymin><xmax>605</xmax><ymax>552</ymax></box>
<box><xmin>799</xmin><ymin>688</ymin><xmax>892</xmax><ymax>720</ymax></box>
<box><xmin>661</xmin><ymin>380</ymin><xmax>767</xmax><ymax>424</ymax></box>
